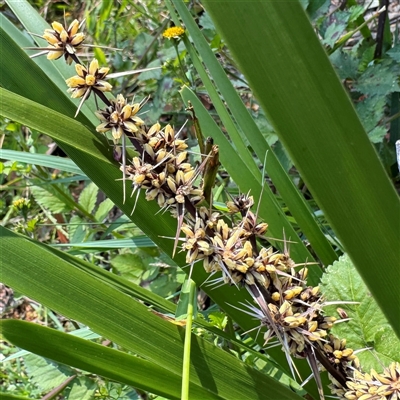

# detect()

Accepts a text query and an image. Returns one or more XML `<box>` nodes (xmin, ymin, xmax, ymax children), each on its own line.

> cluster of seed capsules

<box><xmin>33</xmin><ymin>17</ymin><xmax>399</xmax><ymax>400</ymax></box>
<box><xmin>96</xmin><ymin>94</ymin><xmax>204</xmax><ymax>212</ymax></box>
<box><xmin>90</xmin><ymin>72</ymin><xmax>399</xmax><ymax>400</ymax></box>
<box><xmin>96</xmin><ymin>95</ymin><xmax>365</xmax><ymax>397</ymax></box>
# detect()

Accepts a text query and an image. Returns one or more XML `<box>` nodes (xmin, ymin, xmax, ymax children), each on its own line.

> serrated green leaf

<box><xmin>323</xmin><ymin>21</ymin><xmax>347</xmax><ymax>48</ymax></box>
<box><xmin>356</xmin><ymin>96</ymin><xmax>386</xmax><ymax>132</ymax></box>
<box><xmin>320</xmin><ymin>254</ymin><xmax>400</xmax><ymax>372</ymax></box>
<box><xmin>69</xmin><ymin>215</ymin><xmax>85</xmax><ymax>243</ymax></box>
<box><xmin>79</xmin><ymin>182</ymin><xmax>98</xmax><ymax>215</ymax></box>
<box><xmin>111</xmin><ymin>253</ymin><xmax>146</xmax><ymax>283</ymax></box>
<box><xmin>387</xmin><ymin>44</ymin><xmax>400</xmax><ymax>62</ymax></box>
<box><xmin>24</xmin><ymin>353</ymin><xmax>73</xmax><ymax>392</ymax></box>
<box><xmin>368</xmin><ymin>126</ymin><xmax>387</xmax><ymax>144</ymax></box>
<box><xmin>95</xmin><ymin>198</ymin><xmax>115</xmax><ymax>221</ymax></box>
<box><xmin>67</xmin><ymin>376</ymin><xmax>97</xmax><ymax>400</ymax></box>
<box><xmin>355</xmin><ymin>60</ymin><xmax>400</xmax><ymax>96</ymax></box>
<box><xmin>31</xmin><ymin>185</ymin><xmax>72</xmax><ymax>213</ymax></box>
<box><xmin>348</xmin><ymin>5</ymin><xmax>365</xmax><ymax>22</ymax></box>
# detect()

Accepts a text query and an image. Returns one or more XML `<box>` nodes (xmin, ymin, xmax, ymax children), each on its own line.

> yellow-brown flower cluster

<box><xmin>177</xmin><ymin>194</ymin><xmax>361</xmax><ymax>393</ymax></box>
<box><xmin>95</xmin><ymin>94</ymin><xmax>144</xmax><ymax>143</ymax></box>
<box><xmin>66</xmin><ymin>59</ymin><xmax>112</xmax><ymax>100</ymax></box>
<box><xmin>104</xmin><ymin>114</ymin><xmax>204</xmax><ymax>211</ymax></box>
<box><xmin>343</xmin><ymin>362</ymin><xmax>400</xmax><ymax>400</ymax></box>
<box><xmin>42</xmin><ymin>20</ymin><xmax>85</xmax><ymax>64</ymax></box>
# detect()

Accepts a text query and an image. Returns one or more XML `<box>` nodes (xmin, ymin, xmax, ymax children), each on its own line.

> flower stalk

<box><xmin>181</xmin><ymin>279</ymin><xmax>196</xmax><ymax>400</ymax></box>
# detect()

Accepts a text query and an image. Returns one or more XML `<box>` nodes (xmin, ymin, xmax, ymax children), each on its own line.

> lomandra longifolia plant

<box><xmin>28</xmin><ymin>17</ymin><xmax>400</xmax><ymax>400</ymax></box>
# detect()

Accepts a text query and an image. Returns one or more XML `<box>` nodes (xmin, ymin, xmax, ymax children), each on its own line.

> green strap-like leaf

<box><xmin>0</xmin><ymin>149</ymin><xmax>84</xmax><ymax>175</ymax></box>
<box><xmin>0</xmin><ymin>320</ymin><xmax>213</xmax><ymax>400</ymax></box>
<box><xmin>181</xmin><ymin>86</ymin><xmax>323</xmax><ymax>285</ymax></box>
<box><xmin>0</xmin><ymin>226</ymin><xmax>305</xmax><ymax>400</ymax></box>
<box><xmin>170</xmin><ymin>0</ymin><xmax>337</xmax><ymax>270</ymax></box>
<box><xmin>201</xmin><ymin>0</ymin><xmax>400</xmax><ymax>340</ymax></box>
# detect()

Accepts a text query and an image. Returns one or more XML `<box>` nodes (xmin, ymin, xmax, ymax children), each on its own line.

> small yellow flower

<box><xmin>162</xmin><ymin>26</ymin><xmax>185</xmax><ymax>40</ymax></box>
<box><xmin>13</xmin><ymin>198</ymin><xmax>31</xmax><ymax>220</ymax></box>
<box><xmin>13</xmin><ymin>198</ymin><xmax>30</xmax><ymax>210</ymax></box>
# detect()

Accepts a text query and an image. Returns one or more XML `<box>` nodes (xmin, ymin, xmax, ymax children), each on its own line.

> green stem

<box><xmin>174</xmin><ymin>41</ymin><xmax>190</xmax><ymax>86</ymax></box>
<box><xmin>181</xmin><ymin>279</ymin><xmax>196</xmax><ymax>400</ymax></box>
<box><xmin>346</xmin><ymin>0</ymin><xmax>372</xmax><ymax>40</ymax></box>
<box><xmin>329</xmin><ymin>7</ymin><xmax>383</xmax><ymax>54</ymax></box>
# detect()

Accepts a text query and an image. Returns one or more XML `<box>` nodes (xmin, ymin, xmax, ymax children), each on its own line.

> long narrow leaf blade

<box><xmin>170</xmin><ymin>0</ymin><xmax>337</xmax><ymax>268</ymax></box>
<box><xmin>0</xmin><ymin>320</ymin><xmax>203</xmax><ymax>400</ymax></box>
<box><xmin>0</xmin><ymin>149</ymin><xmax>84</xmax><ymax>175</ymax></box>
<box><xmin>201</xmin><ymin>0</ymin><xmax>400</xmax><ymax>338</ymax></box>
<box><xmin>0</xmin><ymin>226</ymin><xmax>305</xmax><ymax>400</ymax></box>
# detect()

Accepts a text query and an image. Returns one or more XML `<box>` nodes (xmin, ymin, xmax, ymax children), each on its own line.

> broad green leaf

<box><xmin>94</xmin><ymin>198</ymin><xmax>115</xmax><ymax>221</ymax></box>
<box><xmin>0</xmin><ymin>149</ymin><xmax>84</xmax><ymax>175</ymax></box>
<box><xmin>78</xmin><ymin>182</ymin><xmax>98</xmax><ymax>215</ymax></box>
<box><xmin>1</xmin><ymin>227</ymin><xmax>305</xmax><ymax>400</ymax></box>
<box><xmin>320</xmin><ymin>254</ymin><xmax>400</xmax><ymax>372</ymax></box>
<box><xmin>66</xmin><ymin>377</ymin><xmax>97</xmax><ymax>400</ymax></box>
<box><xmin>31</xmin><ymin>184</ymin><xmax>74</xmax><ymax>213</ymax></box>
<box><xmin>200</xmin><ymin>0</ymin><xmax>400</xmax><ymax>339</ymax></box>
